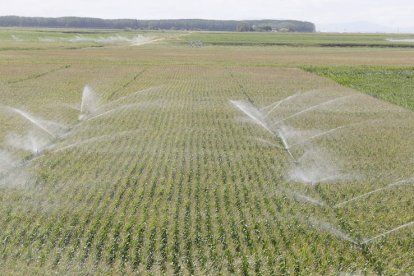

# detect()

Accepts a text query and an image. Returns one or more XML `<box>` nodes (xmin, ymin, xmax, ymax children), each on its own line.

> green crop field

<box><xmin>303</xmin><ymin>66</ymin><xmax>414</xmax><ymax>111</ymax></box>
<box><xmin>0</xmin><ymin>29</ymin><xmax>413</xmax><ymax>274</ymax></box>
<box><xmin>181</xmin><ymin>31</ymin><xmax>414</xmax><ymax>47</ymax></box>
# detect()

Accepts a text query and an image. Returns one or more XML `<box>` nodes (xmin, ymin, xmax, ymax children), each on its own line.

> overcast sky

<box><xmin>1</xmin><ymin>0</ymin><xmax>413</xmax><ymax>31</ymax></box>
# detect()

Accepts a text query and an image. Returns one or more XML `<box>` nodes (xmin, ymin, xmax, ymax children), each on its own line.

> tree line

<box><xmin>0</xmin><ymin>16</ymin><xmax>315</xmax><ymax>32</ymax></box>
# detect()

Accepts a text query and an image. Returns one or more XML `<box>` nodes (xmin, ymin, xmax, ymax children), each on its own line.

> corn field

<box><xmin>0</xmin><ymin>30</ymin><xmax>413</xmax><ymax>274</ymax></box>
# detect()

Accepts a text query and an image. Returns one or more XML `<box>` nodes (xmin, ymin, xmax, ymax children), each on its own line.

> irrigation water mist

<box><xmin>288</xmin><ymin>119</ymin><xmax>383</xmax><ymax>149</ymax></box>
<box><xmin>277</xmin><ymin>128</ymin><xmax>296</xmax><ymax>160</ymax></box>
<box><xmin>288</xmin><ymin>148</ymin><xmax>345</xmax><ymax>185</ymax></box>
<box><xmin>230</xmin><ymin>100</ymin><xmax>296</xmax><ymax>160</ymax></box>
<box><xmin>0</xmin><ymin>150</ymin><xmax>15</xmax><ymax>173</ymax></box>
<box><xmin>0</xmin><ymin>150</ymin><xmax>33</xmax><ymax>189</ymax></box>
<box><xmin>7</xmin><ymin>131</ymin><xmax>50</xmax><ymax>154</ymax></box>
<box><xmin>0</xmin><ymin>85</ymin><xmax>159</xmax><ymax>188</ymax></box>
<box><xmin>85</xmin><ymin>103</ymin><xmax>146</xmax><ymax>122</ymax></box>
<box><xmin>254</xmin><ymin>138</ymin><xmax>282</xmax><ymax>149</ymax></box>
<box><xmin>47</xmin><ymin>85</ymin><xmax>161</xmax><ymax>143</ymax></box>
<box><xmin>0</xmin><ymin>111</ymin><xmax>51</xmax><ymax>187</ymax></box>
<box><xmin>230</xmin><ymin>100</ymin><xmax>273</xmax><ymax>134</ymax></box>
<box><xmin>264</xmin><ymin>92</ymin><xmax>301</xmax><ymax>116</ymax></box>
<box><xmin>334</xmin><ymin>176</ymin><xmax>414</xmax><ymax>208</ymax></box>
<box><xmin>287</xmin><ymin>125</ymin><xmax>348</xmax><ymax>149</ymax></box>
<box><xmin>1</xmin><ymin>85</ymin><xmax>123</xmax><ymax>165</ymax></box>
<box><xmin>273</xmin><ymin>95</ymin><xmax>352</xmax><ymax>125</ymax></box>
<box><xmin>3</xmin><ymin>106</ymin><xmax>61</xmax><ymax>138</ymax></box>
<box><xmin>79</xmin><ymin>86</ymin><xmax>99</xmax><ymax>120</ymax></box>
<box><xmin>11</xmin><ymin>34</ymin><xmax>23</xmax><ymax>41</ymax></box>
<box><xmin>307</xmin><ymin>217</ymin><xmax>357</xmax><ymax>244</ymax></box>
<box><xmin>231</xmin><ymin>96</ymin><xmax>354</xmax><ymax>185</ymax></box>
<box><xmin>285</xmin><ymin>189</ymin><xmax>326</xmax><ymax>206</ymax></box>
<box><xmin>99</xmin><ymin>86</ymin><xmax>163</xmax><ymax>109</ymax></box>
<box><xmin>362</xmin><ymin>221</ymin><xmax>414</xmax><ymax>244</ymax></box>
<box><xmin>387</xmin><ymin>38</ymin><xmax>414</xmax><ymax>43</ymax></box>
<box><xmin>57</xmin><ymin>103</ymin><xmax>81</xmax><ymax>112</ymax></box>
<box><xmin>277</xmin><ymin>125</ymin><xmax>319</xmax><ymax>150</ymax></box>
<box><xmin>0</xmin><ymin>168</ymin><xmax>31</xmax><ymax>189</ymax></box>
<box><xmin>37</xmin><ymin>35</ymin><xmax>155</xmax><ymax>45</ymax></box>
<box><xmin>78</xmin><ymin>86</ymin><xmax>160</xmax><ymax>121</ymax></box>
<box><xmin>68</xmin><ymin>35</ymin><xmax>154</xmax><ymax>45</ymax></box>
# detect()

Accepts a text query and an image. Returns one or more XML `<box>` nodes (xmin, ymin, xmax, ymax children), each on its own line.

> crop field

<box><xmin>0</xmin><ymin>29</ymin><xmax>414</xmax><ymax>274</ymax></box>
<box><xmin>303</xmin><ymin>66</ymin><xmax>414</xmax><ymax>111</ymax></box>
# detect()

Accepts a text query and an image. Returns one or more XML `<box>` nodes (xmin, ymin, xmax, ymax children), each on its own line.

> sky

<box><xmin>1</xmin><ymin>0</ymin><xmax>414</xmax><ymax>32</ymax></box>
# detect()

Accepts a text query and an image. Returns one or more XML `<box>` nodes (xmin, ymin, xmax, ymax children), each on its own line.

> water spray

<box><xmin>264</xmin><ymin>93</ymin><xmax>301</xmax><ymax>117</ymax></box>
<box><xmin>334</xmin><ymin>177</ymin><xmax>414</xmax><ymax>208</ymax></box>
<box><xmin>362</xmin><ymin>221</ymin><xmax>414</xmax><ymax>244</ymax></box>
<box><xmin>230</xmin><ymin>100</ymin><xmax>297</xmax><ymax>162</ymax></box>
<box><xmin>273</xmin><ymin>95</ymin><xmax>353</xmax><ymax>126</ymax></box>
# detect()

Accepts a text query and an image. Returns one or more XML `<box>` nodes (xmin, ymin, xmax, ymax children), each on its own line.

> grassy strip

<box><xmin>302</xmin><ymin>66</ymin><xmax>414</xmax><ymax>111</ymax></box>
<box><xmin>180</xmin><ymin>32</ymin><xmax>414</xmax><ymax>48</ymax></box>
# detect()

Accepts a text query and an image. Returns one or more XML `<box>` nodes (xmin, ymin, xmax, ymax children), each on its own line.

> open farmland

<box><xmin>0</xmin><ymin>29</ymin><xmax>414</xmax><ymax>274</ymax></box>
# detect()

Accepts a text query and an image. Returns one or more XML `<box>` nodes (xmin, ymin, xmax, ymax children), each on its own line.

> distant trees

<box><xmin>0</xmin><ymin>16</ymin><xmax>316</xmax><ymax>32</ymax></box>
<box><xmin>236</xmin><ymin>23</ymin><xmax>254</xmax><ymax>32</ymax></box>
<box><xmin>254</xmin><ymin>25</ymin><xmax>273</xmax><ymax>32</ymax></box>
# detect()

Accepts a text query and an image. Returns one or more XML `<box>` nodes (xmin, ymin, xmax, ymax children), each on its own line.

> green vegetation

<box><xmin>304</xmin><ymin>66</ymin><xmax>414</xmax><ymax>111</ymax></box>
<box><xmin>0</xmin><ymin>29</ymin><xmax>413</xmax><ymax>274</ymax></box>
<box><xmin>182</xmin><ymin>32</ymin><xmax>414</xmax><ymax>47</ymax></box>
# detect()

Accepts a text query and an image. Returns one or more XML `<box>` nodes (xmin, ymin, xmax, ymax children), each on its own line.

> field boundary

<box><xmin>7</xmin><ymin>64</ymin><xmax>71</xmax><ymax>84</ymax></box>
